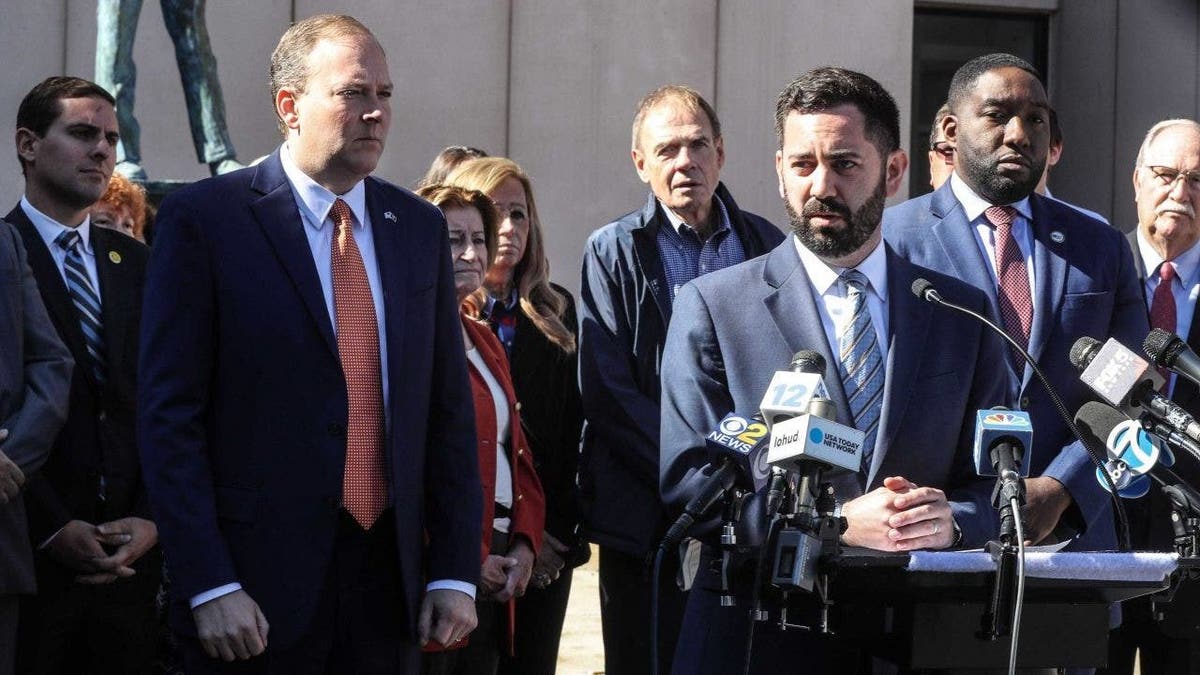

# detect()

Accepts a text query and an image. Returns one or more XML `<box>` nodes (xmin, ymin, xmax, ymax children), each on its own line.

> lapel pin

<box><xmin>384</xmin><ymin>211</ymin><xmax>397</xmax><ymax>223</ymax></box>
<box><xmin>1050</xmin><ymin>231</ymin><xmax>1065</xmax><ymax>244</ymax></box>
<box><xmin>108</xmin><ymin>250</ymin><xmax>122</xmax><ymax>264</ymax></box>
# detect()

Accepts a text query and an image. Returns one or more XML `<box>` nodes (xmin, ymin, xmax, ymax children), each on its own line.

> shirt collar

<box><xmin>793</xmin><ymin>233</ymin><xmax>888</xmax><ymax>301</ymax></box>
<box><xmin>660</xmin><ymin>194</ymin><xmax>732</xmax><ymax>238</ymax></box>
<box><xmin>280</xmin><ymin>143</ymin><xmax>368</xmax><ymax>231</ymax></box>
<box><xmin>1137</xmin><ymin>227</ymin><xmax>1200</xmax><ymax>286</ymax></box>
<box><xmin>949</xmin><ymin>171</ymin><xmax>1033</xmax><ymax>224</ymax></box>
<box><xmin>21</xmin><ymin>195</ymin><xmax>94</xmax><ymax>254</ymax></box>
<box><xmin>483</xmin><ymin>288</ymin><xmax>519</xmax><ymax>317</ymax></box>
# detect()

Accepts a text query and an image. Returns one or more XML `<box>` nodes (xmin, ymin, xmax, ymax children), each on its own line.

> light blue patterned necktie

<box><xmin>837</xmin><ymin>269</ymin><xmax>883</xmax><ymax>485</ymax></box>
<box><xmin>55</xmin><ymin>230</ymin><xmax>107</xmax><ymax>385</ymax></box>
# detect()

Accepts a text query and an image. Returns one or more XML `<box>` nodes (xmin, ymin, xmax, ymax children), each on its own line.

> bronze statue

<box><xmin>95</xmin><ymin>0</ymin><xmax>243</xmax><ymax>179</ymax></box>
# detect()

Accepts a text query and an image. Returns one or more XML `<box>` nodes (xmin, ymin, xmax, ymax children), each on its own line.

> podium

<box><xmin>824</xmin><ymin>548</ymin><xmax>1176</xmax><ymax>670</ymax></box>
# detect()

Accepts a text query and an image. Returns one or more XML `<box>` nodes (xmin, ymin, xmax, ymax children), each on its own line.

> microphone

<box><xmin>973</xmin><ymin>408</ymin><xmax>1033</xmax><ymax>480</ymax></box>
<box><xmin>912</xmin><ymin>277</ymin><xmax>1131</xmax><ymax>549</ymax></box>
<box><xmin>1144</xmin><ymin>328</ymin><xmax>1200</xmax><ymax>388</ymax></box>
<box><xmin>661</xmin><ymin>412</ymin><xmax>772</xmax><ymax>550</ymax></box>
<box><xmin>1075</xmin><ymin>402</ymin><xmax>1200</xmax><ymax>514</ymax></box>
<box><xmin>758</xmin><ymin>350</ymin><xmax>830</xmax><ymax>429</ymax></box>
<box><xmin>765</xmin><ymin>414</ymin><xmax>864</xmax><ymax>475</ymax></box>
<box><xmin>1069</xmin><ymin>336</ymin><xmax>1200</xmax><ymax>442</ymax></box>
<box><xmin>973</xmin><ymin>409</ymin><xmax>1033</xmax><ymax>541</ymax></box>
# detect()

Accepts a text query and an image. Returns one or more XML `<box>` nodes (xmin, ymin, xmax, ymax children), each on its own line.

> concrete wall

<box><xmin>0</xmin><ymin>1</ymin><xmax>1194</xmax><ymax>294</ymax></box>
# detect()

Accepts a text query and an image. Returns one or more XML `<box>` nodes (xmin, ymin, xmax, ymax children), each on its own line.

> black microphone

<box><xmin>1075</xmin><ymin>401</ymin><xmax>1200</xmax><ymax>515</ymax></box>
<box><xmin>1145</xmin><ymin>328</ymin><xmax>1200</xmax><ymax>388</ymax></box>
<box><xmin>660</xmin><ymin>412</ymin><xmax>772</xmax><ymax>550</ymax></box>
<box><xmin>1069</xmin><ymin>336</ymin><xmax>1200</xmax><ymax>443</ymax></box>
<box><xmin>911</xmin><ymin>278</ymin><xmax>1131</xmax><ymax>549</ymax></box>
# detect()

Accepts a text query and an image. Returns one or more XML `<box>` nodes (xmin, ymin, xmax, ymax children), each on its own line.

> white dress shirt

<box><xmin>793</xmin><ymin>235</ymin><xmax>890</xmax><ymax>364</ymax></box>
<box><xmin>22</xmin><ymin>197</ymin><xmax>102</xmax><ymax>302</ymax></box>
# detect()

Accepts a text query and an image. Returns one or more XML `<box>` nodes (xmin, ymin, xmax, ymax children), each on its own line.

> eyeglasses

<box><xmin>1142</xmin><ymin>165</ymin><xmax>1200</xmax><ymax>190</ymax></box>
<box><xmin>930</xmin><ymin>141</ymin><xmax>954</xmax><ymax>160</ymax></box>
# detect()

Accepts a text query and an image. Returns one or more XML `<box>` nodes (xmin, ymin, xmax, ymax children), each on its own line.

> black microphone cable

<box><xmin>911</xmin><ymin>278</ymin><xmax>1131</xmax><ymax>550</ymax></box>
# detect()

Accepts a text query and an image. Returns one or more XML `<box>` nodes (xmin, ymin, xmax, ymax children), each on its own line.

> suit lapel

<box><xmin>928</xmin><ymin>188</ymin><xmax>999</xmax><ymax>312</ymax></box>
<box><xmin>759</xmin><ymin>241</ymin><xmax>851</xmax><ymax>421</ymax></box>
<box><xmin>248</xmin><ymin>154</ymin><xmax>339</xmax><ymax>359</ymax></box>
<box><xmin>92</xmin><ymin>228</ymin><xmax>137</xmax><ymax>385</ymax></box>
<box><xmin>6</xmin><ymin>206</ymin><xmax>98</xmax><ymax>391</ymax></box>
<box><xmin>366</xmin><ymin>179</ymin><xmax>408</xmax><ymax>424</ymax></box>
<box><xmin>1026</xmin><ymin>195</ymin><xmax>1068</xmax><ymax>386</ymax></box>
<box><xmin>870</xmin><ymin>248</ymin><xmax>932</xmax><ymax>487</ymax></box>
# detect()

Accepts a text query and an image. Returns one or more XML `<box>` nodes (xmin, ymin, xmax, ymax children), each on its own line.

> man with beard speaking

<box><xmin>884</xmin><ymin>54</ymin><xmax>1146</xmax><ymax>553</ymax></box>
<box><xmin>660</xmin><ymin>67</ymin><xmax>1011</xmax><ymax>673</ymax></box>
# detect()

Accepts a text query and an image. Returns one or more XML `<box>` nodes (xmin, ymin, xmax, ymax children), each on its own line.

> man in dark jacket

<box><xmin>578</xmin><ymin>84</ymin><xmax>784</xmax><ymax>675</ymax></box>
<box><xmin>9</xmin><ymin>76</ymin><xmax>158</xmax><ymax>675</ymax></box>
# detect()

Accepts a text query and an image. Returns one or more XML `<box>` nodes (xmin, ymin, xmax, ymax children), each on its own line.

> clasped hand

<box><xmin>841</xmin><ymin>476</ymin><xmax>957</xmax><ymax>551</ymax></box>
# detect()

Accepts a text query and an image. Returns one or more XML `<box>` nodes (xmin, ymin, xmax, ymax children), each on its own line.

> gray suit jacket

<box><xmin>0</xmin><ymin>221</ymin><xmax>72</xmax><ymax>595</ymax></box>
<box><xmin>660</xmin><ymin>238</ymin><xmax>1010</xmax><ymax>548</ymax></box>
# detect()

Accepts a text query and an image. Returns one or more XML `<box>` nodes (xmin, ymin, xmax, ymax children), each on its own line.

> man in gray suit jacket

<box><xmin>661</xmin><ymin>67</ymin><xmax>1010</xmax><ymax>673</ymax></box>
<box><xmin>0</xmin><ymin>222</ymin><xmax>73</xmax><ymax>675</ymax></box>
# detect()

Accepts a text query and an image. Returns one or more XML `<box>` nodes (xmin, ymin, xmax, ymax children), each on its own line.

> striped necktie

<box><xmin>837</xmin><ymin>269</ymin><xmax>884</xmax><ymax>486</ymax></box>
<box><xmin>55</xmin><ymin>230</ymin><xmax>107</xmax><ymax>385</ymax></box>
<box><xmin>986</xmin><ymin>205</ymin><xmax>1033</xmax><ymax>369</ymax></box>
<box><xmin>330</xmin><ymin>199</ymin><xmax>387</xmax><ymax>529</ymax></box>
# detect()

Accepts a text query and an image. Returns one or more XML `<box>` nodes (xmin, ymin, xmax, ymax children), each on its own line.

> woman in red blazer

<box><xmin>419</xmin><ymin>184</ymin><xmax>546</xmax><ymax>675</ymax></box>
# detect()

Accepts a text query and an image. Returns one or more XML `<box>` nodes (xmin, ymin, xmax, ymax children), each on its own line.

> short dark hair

<box><xmin>947</xmin><ymin>53</ymin><xmax>1042</xmax><ymax>113</ymax></box>
<box><xmin>774</xmin><ymin>66</ymin><xmax>900</xmax><ymax>154</ymax></box>
<box><xmin>632</xmin><ymin>85</ymin><xmax>721</xmax><ymax>150</ymax></box>
<box><xmin>16</xmin><ymin>76</ymin><xmax>115</xmax><ymax>171</ymax></box>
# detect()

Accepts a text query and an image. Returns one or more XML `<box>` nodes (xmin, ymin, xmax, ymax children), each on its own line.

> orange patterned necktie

<box><xmin>330</xmin><ymin>198</ymin><xmax>386</xmax><ymax>529</ymax></box>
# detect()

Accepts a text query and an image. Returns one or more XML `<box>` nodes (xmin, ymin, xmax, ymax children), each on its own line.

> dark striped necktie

<box><xmin>55</xmin><ymin>230</ymin><xmax>107</xmax><ymax>385</ymax></box>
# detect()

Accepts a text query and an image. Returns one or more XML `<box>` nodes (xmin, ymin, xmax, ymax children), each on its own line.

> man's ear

<box><xmin>15</xmin><ymin>127</ymin><xmax>39</xmax><ymax>166</ymax></box>
<box><xmin>276</xmin><ymin>88</ymin><xmax>302</xmax><ymax>132</ymax></box>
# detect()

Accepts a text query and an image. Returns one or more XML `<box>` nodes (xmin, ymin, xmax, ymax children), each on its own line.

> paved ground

<box><xmin>556</xmin><ymin>545</ymin><xmax>605</xmax><ymax>674</ymax></box>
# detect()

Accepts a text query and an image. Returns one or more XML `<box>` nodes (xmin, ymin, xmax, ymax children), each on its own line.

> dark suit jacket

<box><xmin>884</xmin><ymin>182</ymin><xmax>1149</xmax><ymax>551</ymax></box>
<box><xmin>0</xmin><ymin>221</ymin><xmax>72</xmax><ymax>596</ymax></box>
<box><xmin>578</xmin><ymin>183</ymin><xmax>784</xmax><ymax>556</ymax></box>
<box><xmin>137</xmin><ymin>152</ymin><xmax>482</xmax><ymax>649</ymax></box>
<box><xmin>1127</xmin><ymin>229</ymin><xmax>1200</xmax><ymax>548</ymax></box>
<box><xmin>661</xmin><ymin>240</ymin><xmax>1009</xmax><ymax>548</ymax></box>
<box><xmin>7</xmin><ymin>207</ymin><xmax>152</xmax><ymax>565</ymax></box>
<box><xmin>501</xmin><ymin>284</ymin><xmax>584</xmax><ymax>555</ymax></box>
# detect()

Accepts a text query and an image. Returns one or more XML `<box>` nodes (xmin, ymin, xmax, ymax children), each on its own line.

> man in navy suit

<box><xmin>884</xmin><ymin>54</ymin><xmax>1148</xmax><ymax>552</ymax></box>
<box><xmin>661</xmin><ymin>66</ymin><xmax>1010</xmax><ymax>674</ymax></box>
<box><xmin>138</xmin><ymin>14</ymin><xmax>481</xmax><ymax>673</ymax></box>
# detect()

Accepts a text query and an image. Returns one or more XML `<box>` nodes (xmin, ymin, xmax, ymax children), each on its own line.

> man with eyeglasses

<box><xmin>884</xmin><ymin>53</ymin><xmax>1147</xmax><ymax>556</ymax></box>
<box><xmin>928</xmin><ymin>102</ymin><xmax>954</xmax><ymax>190</ymax></box>
<box><xmin>1103</xmin><ymin>118</ymin><xmax>1200</xmax><ymax>675</ymax></box>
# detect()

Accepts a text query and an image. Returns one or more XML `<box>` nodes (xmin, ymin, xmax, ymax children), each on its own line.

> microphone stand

<box><xmin>981</xmin><ymin>456</ymin><xmax>1026</xmax><ymax>640</ymax></box>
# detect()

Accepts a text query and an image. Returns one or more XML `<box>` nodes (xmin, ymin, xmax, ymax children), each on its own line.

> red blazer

<box><xmin>462</xmin><ymin>315</ymin><xmax>546</xmax><ymax>651</ymax></box>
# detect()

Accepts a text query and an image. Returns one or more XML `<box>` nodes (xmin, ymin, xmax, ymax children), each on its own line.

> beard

<box><xmin>956</xmin><ymin>143</ymin><xmax>1045</xmax><ymax>204</ymax></box>
<box><xmin>786</xmin><ymin>173</ymin><xmax>887</xmax><ymax>260</ymax></box>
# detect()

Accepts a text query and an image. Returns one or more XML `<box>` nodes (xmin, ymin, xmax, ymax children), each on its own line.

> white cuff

<box><xmin>190</xmin><ymin>583</ymin><xmax>243</xmax><ymax>609</ymax></box>
<box><xmin>426</xmin><ymin>579</ymin><xmax>476</xmax><ymax>600</ymax></box>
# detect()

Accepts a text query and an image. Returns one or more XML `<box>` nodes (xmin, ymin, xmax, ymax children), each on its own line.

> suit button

<box><xmin>1019</xmin><ymin>396</ymin><xmax>1030</xmax><ymax>408</ymax></box>
<box><xmin>327</xmin><ymin>423</ymin><xmax>346</xmax><ymax>437</ymax></box>
<box><xmin>98</xmin><ymin>410</ymin><xmax>107</xmax><ymax>422</ymax></box>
